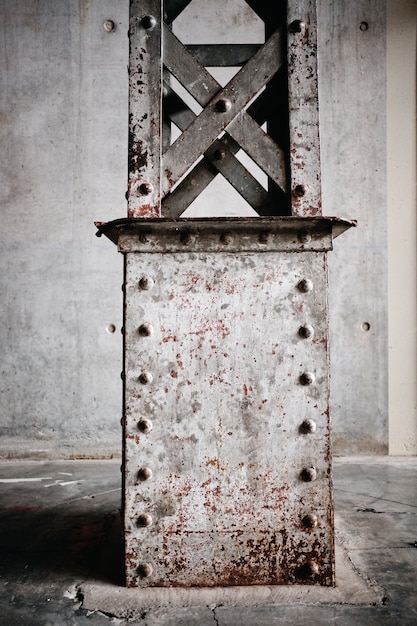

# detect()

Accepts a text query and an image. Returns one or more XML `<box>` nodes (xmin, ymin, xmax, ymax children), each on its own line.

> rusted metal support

<box><xmin>97</xmin><ymin>216</ymin><xmax>355</xmax><ymax>587</ymax></box>
<box><xmin>287</xmin><ymin>0</ymin><xmax>322</xmax><ymax>216</ymax></box>
<box><xmin>97</xmin><ymin>0</ymin><xmax>355</xmax><ymax>589</ymax></box>
<box><xmin>128</xmin><ymin>0</ymin><xmax>163</xmax><ymax>218</ymax></box>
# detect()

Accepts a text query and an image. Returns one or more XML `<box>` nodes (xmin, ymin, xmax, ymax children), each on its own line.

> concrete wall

<box><xmin>0</xmin><ymin>0</ymin><xmax>401</xmax><ymax>459</ymax></box>
<box><xmin>318</xmin><ymin>0</ymin><xmax>388</xmax><ymax>454</ymax></box>
<box><xmin>387</xmin><ymin>0</ymin><xmax>417</xmax><ymax>455</ymax></box>
<box><xmin>0</xmin><ymin>0</ymin><xmax>127</xmax><ymax>458</ymax></box>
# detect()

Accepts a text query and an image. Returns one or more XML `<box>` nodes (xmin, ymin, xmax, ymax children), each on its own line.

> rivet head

<box><xmin>141</xmin><ymin>15</ymin><xmax>157</xmax><ymax>30</ymax></box>
<box><xmin>213</xmin><ymin>149</ymin><xmax>226</xmax><ymax>161</ymax></box>
<box><xmin>220</xmin><ymin>232</ymin><xmax>233</xmax><ymax>245</ymax></box>
<box><xmin>300</xmin><ymin>371</ymin><xmax>315</xmax><ymax>386</ymax></box>
<box><xmin>293</xmin><ymin>183</ymin><xmax>308</xmax><ymax>197</ymax></box>
<box><xmin>138</xmin><ymin>418</ymin><xmax>153</xmax><ymax>434</ymax></box>
<box><xmin>298</xmin><ymin>230</ymin><xmax>312</xmax><ymax>244</ymax></box>
<box><xmin>139</xmin><ymin>232</ymin><xmax>149</xmax><ymax>244</ymax></box>
<box><xmin>297</xmin><ymin>278</ymin><xmax>313</xmax><ymax>293</ymax></box>
<box><xmin>137</xmin><ymin>562</ymin><xmax>153</xmax><ymax>578</ymax></box>
<box><xmin>304</xmin><ymin>561</ymin><xmax>319</xmax><ymax>576</ymax></box>
<box><xmin>300</xmin><ymin>418</ymin><xmax>317</xmax><ymax>434</ymax></box>
<box><xmin>299</xmin><ymin>324</ymin><xmax>314</xmax><ymax>339</ymax></box>
<box><xmin>180</xmin><ymin>231</ymin><xmax>194</xmax><ymax>245</ymax></box>
<box><xmin>215</xmin><ymin>98</ymin><xmax>232</xmax><ymax>113</ymax></box>
<box><xmin>289</xmin><ymin>19</ymin><xmax>305</xmax><ymax>33</ymax></box>
<box><xmin>302</xmin><ymin>513</ymin><xmax>318</xmax><ymax>529</ymax></box>
<box><xmin>138</xmin><ymin>323</ymin><xmax>153</xmax><ymax>337</ymax></box>
<box><xmin>300</xmin><ymin>466</ymin><xmax>317</xmax><ymax>482</ymax></box>
<box><xmin>139</xmin><ymin>182</ymin><xmax>153</xmax><ymax>196</ymax></box>
<box><xmin>138</xmin><ymin>467</ymin><xmax>153</xmax><ymax>481</ymax></box>
<box><xmin>137</xmin><ymin>513</ymin><xmax>153</xmax><ymax>527</ymax></box>
<box><xmin>103</xmin><ymin>20</ymin><xmax>115</xmax><ymax>33</ymax></box>
<box><xmin>138</xmin><ymin>371</ymin><xmax>153</xmax><ymax>385</ymax></box>
<box><xmin>139</xmin><ymin>276</ymin><xmax>154</xmax><ymax>291</ymax></box>
<box><xmin>259</xmin><ymin>231</ymin><xmax>270</xmax><ymax>244</ymax></box>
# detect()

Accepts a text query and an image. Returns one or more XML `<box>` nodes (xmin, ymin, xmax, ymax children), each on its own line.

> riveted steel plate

<box><xmin>122</xmin><ymin>230</ymin><xmax>335</xmax><ymax>587</ymax></box>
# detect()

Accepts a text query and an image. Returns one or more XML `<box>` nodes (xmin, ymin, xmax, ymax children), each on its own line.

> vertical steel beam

<box><xmin>287</xmin><ymin>0</ymin><xmax>322</xmax><ymax>216</ymax></box>
<box><xmin>128</xmin><ymin>0</ymin><xmax>163</xmax><ymax>218</ymax></box>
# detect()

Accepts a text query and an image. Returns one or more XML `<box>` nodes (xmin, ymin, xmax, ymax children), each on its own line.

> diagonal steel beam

<box><xmin>162</xmin><ymin>29</ymin><xmax>283</xmax><ymax>195</ymax></box>
<box><xmin>163</xmin><ymin>86</ymin><xmax>275</xmax><ymax>217</ymax></box>
<box><xmin>227</xmin><ymin>112</ymin><xmax>287</xmax><ymax>190</ymax></box>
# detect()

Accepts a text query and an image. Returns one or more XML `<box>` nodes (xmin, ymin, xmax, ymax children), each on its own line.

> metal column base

<box><xmin>97</xmin><ymin>216</ymin><xmax>355</xmax><ymax>588</ymax></box>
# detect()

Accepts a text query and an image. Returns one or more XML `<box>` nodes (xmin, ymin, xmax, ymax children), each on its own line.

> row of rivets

<box><xmin>297</xmin><ymin>273</ymin><xmax>319</xmax><ymax>578</ymax></box>
<box><xmin>137</xmin><ymin>408</ymin><xmax>153</xmax><ymax>578</ymax></box>
<box><xmin>136</xmin><ymin>273</ymin><xmax>155</xmax><ymax>578</ymax></box>
<box><xmin>132</xmin><ymin>232</ymin><xmax>318</xmax><ymax>247</ymax></box>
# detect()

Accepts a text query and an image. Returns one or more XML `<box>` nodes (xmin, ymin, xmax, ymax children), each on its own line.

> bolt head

<box><xmin>298</xmin><ymin>230</ymin><xmax>312</xmax><ymax>244</ymax></box>
<box><xmin>259</xmin><ymin>231</ymin><xmax>270</xmax><ymax>244</ymax></box>
<box><xmin>138</xmin><ymin>418</ymin><xmax>153</xmax><ymax>434</ymax></box>
<box><xmin>293</xmin><ymin>183</ymin><xmax>308</xmax><ymax>197</ymax></box>
<box><xmin>297</xmin><ymin>278</ymin><xmax>313</xmax><ymax>293</ymax></box>
<box><xmin>300</xmin><ymin>418</ymin><xmax>317</xmax><ymax>434</ymax></box>
<box><xmin>215</xmin><ymin>98</ymin><xmax>232</xmax><ymax>113</ymax></box>
<box><xmin>139</xmin><ymin>182</ymin><xmax>153</xmax><ymax>196</ymax></box>
<box><xmin>220</xmin><ymin>232</ymin><xmax>234</xmax><ymax>245</ymax></box>
<box><xmin>299</xmin><ymin>324</ymin><xmax>314</xmax><ymax>339</ymax></box>
<box><xmin>138</xmin><ymin>371</ymin><xmax>153</xmax><ymax>385</ymax></box>
<box><xmin>302</xmin><ymin>513</ymin><xmax>318</xmax><ymax>529</ymax></box>
<box><xmin>103</xmin><ymin>20</ymin><xmax>115</xmax><ymax>33</ymax></box>
<box><xmin>213</xmin><ymin>149</ymin><xmax>226</xmax><ymax>161</ymax></box>
<box><xmin>138</xmin><ymin>323</ymin><xmax>154</xmax><ymax>337</ymax></box>
<box><xmin>299</xmin><ymin>371</ymin><xmax>315</xmax><ymax>386</ymax></box>
<box><xmin>300</xmin><ymin>466</ymin><xmax>317</xmax><ymax>482</ymax></box>
<box><xmin>139</xmin><ymin>276</ymin><xmax>155</xmax><ymax>291</ymax></box>
<box><xmin>289</xmin><ymin>19</ymin><xmax>305</xmax><ymax>34</ymax></box>
<box><xmin>180</xmin><ymin>231</ymin><xmax>194</xmax><ymax>245</ymax></box>
<box><xmin>137</xmin><ymin>562</ymin><xmax>153</xmax><ymax>577</ymax></box>
<box><xmin>137</xmin><ymin>513</ymin><xmax>153</xmax><ymax>527</ymax></box>
<box><xmin>141</xmin><ymin>15</ymin><xmax>157</xmax><ymax>30</ymax></box>
<box><xmin>138</xmin><ymin>467</ymin><xmax>153</xmax><ymax>481</ymax></box>
<box><xmin>304</xmin><ymin>561</ymin><xmax>319</xmax><ymax>576</ymax></box>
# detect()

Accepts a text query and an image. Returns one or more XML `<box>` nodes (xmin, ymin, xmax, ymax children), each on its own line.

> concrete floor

<box><xmin>0</xmin><ymin>457</ymin><xmax>416</xmax><ymax>625</ymax></box>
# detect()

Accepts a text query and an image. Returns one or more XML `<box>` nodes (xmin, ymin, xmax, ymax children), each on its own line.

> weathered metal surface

<box><xmin>117</xmin><ymin>219</ymin><xmax>337</xmax><ymax>587</ymax></box>
<box><xmin>161</xmin><ymin>87</ymin><xmax>277</xmax><ymax>217</ymax></box>
<box><xmin>128</xmin><ymin>0</ymin><xmax>162</xmax><ymax>218</ymax></box>
<box><xmin>287</xmin><ymin>0</ymin><xmax>322</xmax><ymax>216</ymax></box>
<box><xmin>106</xmin><ymin>0</ymin><xmax>357</xmax><ymax>591</ymax></box>
<box><xmin>96</xmin><ymin>216</ymin><xmax>355</xmax><ymax>253</ymax></box>
<box><xmin>125</xmin><ymin>1</ymin><xmax>291</xmax><ymax>217</ymax></box>
<box><xmin>162</xmin><ymin>28</ymin><xmax>284</xmax><ymax>195</ymax></box>
<box><xmin>185</xmin><ymin>44</ymin><xmax>261</xmax><ymax>67</ymax></box>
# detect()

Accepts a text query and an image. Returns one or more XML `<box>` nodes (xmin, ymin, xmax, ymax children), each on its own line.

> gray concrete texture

<box><xmin>0</xmin><ymin>0</ymin><xmax>387</xmax><ymax>458</ymax></box>
<box><xmin>1</xmin><ymin>457</ymin><xmax>416</xmax><ymax>624</ymax></box>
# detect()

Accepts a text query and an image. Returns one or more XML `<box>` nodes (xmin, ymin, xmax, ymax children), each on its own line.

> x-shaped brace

<box><xmin>162</xmin><ymin>27</ymin><xmax>286</xmax><ymax>200</ymax></box>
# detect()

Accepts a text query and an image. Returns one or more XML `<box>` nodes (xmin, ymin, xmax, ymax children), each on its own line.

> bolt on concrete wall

<box><xmin>0</xmin><ymin>0</ymin><xmax>388</xmax><ymax>458</ymax></box>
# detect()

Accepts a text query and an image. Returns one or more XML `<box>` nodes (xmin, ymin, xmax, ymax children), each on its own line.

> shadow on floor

<box><xmin>0</xmin><ymin>506</ymin><xmax>124</xmax><ymax>587</ymax></box>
